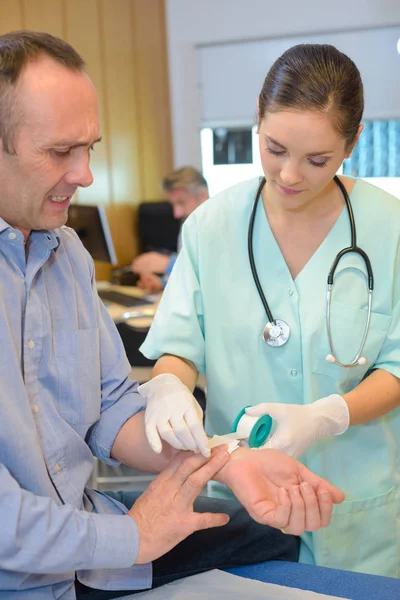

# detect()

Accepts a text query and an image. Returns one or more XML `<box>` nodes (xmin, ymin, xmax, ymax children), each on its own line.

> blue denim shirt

<box><xmin>0</xmin><ymin>219</ymin><xmax>151</xmax><ymax>599</ymax></box>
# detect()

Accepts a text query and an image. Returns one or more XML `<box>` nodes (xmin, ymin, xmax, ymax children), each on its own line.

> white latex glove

<box><xmin>245</xmin><ymin>395</ymin><xmax>350</xmax><ymax>459</ymax></box>
<box><xmin>138</xmin><ymin>374</ymin><xmax>210</xmax><ymax>457</ymax></box>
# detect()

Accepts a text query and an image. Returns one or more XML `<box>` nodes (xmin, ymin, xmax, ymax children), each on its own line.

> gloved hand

<box><xmin>245</xmin><ymin>395</ymin><xmax>350</xmax><ymax>459</ymax></box>
<box><xmin>138</xmin><ymin>374</ymin><xmax>210</xmax><ymax>457</ymax></box>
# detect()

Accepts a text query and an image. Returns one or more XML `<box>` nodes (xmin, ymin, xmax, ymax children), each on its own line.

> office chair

<box><xmin>137</xmin><ymin>200</ymin><xmax>181</xmax><ymax>254</ymax></box>
<box><xmin>112</xmin><ymin>200</ymin><xmax>181</xmax><ymax>286</ymax></box>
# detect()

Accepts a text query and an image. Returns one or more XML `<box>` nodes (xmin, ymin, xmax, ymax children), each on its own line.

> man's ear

<box><xmin>345</xmin><ymin>124</ymin><xmax>363</xmax><ymax>159</ymax></box>
<box><xmin>197</xmin><ymin>188</ymin><xmax>209</xmax><ymax>204</ymax></box>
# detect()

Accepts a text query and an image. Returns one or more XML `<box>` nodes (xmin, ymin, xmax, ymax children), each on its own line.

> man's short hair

<box><xmin>162</xmin><ymin>166</ymin><xmax>208</xmax><ymax>195</ymax></box>
<box><xmin>0</xmin><ymin>30</ymin><xmax>86</xmax><ymax>154</ymax></box>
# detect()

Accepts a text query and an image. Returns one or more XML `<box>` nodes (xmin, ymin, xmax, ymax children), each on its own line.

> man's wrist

<box><xmin>213</xmin><ymin>446</ymin><xmax>245</xmax><ymax>485</ymax></box>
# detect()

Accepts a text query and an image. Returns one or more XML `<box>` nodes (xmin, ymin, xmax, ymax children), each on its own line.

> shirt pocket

<box><xmin>315</xmin><ymin>485</ymin><xmax>400</xmax><ymax>577</ymax></box>
<box><xmin>312</xmin><ymin>300</ymin><xmax>391</xmax><ymax>385</ymax></box>
<box><xmin>54</xmin><ymin>328</ymin><xmax>101</xmax><ymax>430</ymax></box>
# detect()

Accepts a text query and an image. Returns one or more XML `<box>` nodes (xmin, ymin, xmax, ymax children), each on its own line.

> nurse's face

<box><xmin>258</xmin><ymin>110</ymin><xmax>354</xmax><ymax>210</ymax></box>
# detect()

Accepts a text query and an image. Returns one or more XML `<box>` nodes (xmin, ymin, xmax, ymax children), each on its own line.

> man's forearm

<box><xmin>112</xmin><ymin>356</ymin><xmax>201</xmax><ymax>470</ymax></box>
<box><xmin>111</xmin><ymin>410</ymin><xmax>179</xmax><ymax>473</ymax></box>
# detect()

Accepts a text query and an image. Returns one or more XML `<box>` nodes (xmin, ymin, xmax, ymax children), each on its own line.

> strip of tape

<box><xmin>208</xmin><ymin>433</ymin><xmax>241</xmax><ymax>453</ymax></box>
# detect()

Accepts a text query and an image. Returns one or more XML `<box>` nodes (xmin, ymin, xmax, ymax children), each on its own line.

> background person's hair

<box><xmin>0</xmin><ymin>30</ymin><xmax>86</xmax><ymax>154</ymax></box>
<box><xmin>258</xmin><ymin>44</ymin><xmax>364</xmax><ymax>149</ymax></box>
<box><xmin>162</xmin><ymin>166</ymin><xmax>208</xmax><ymax>195</ymax></box>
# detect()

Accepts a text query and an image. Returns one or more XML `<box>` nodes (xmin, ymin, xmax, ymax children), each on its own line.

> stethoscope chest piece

<box><xmin>263</xmin><ymin>319</ymin><xmax>290</xmax><ymax>347</ymax></box>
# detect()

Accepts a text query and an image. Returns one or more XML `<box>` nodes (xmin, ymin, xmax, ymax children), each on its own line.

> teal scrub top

<box><xmin>141</xmin><ymin>177</ymin><xmax>400</xmax><ymax>577</ymax></box>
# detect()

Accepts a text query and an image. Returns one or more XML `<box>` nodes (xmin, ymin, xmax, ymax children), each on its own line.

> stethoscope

<box><xmin>248</xmin><ymin>176</ymin><xmax>374</xmax><ymax>368</ymax></box>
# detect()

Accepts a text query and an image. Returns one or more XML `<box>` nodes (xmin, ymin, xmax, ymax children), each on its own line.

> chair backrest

<box><xmin>137</xmin><ymin>201</ymin><xmax>181</xmax><ymax>254</ymax></box>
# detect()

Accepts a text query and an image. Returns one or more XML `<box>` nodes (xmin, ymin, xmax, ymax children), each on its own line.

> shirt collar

<box><xmin>0</xmin><ymin>217</ymin><xmax>61</xmax><ymax>251</ymax></box>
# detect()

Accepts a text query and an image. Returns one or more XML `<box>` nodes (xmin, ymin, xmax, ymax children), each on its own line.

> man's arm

<box><xmin>111</xmin><ymin>409</ymin><xmax>180</xmax><ymax>472</ymax></box>
<box><xmin>132</xmin><ymin>251</ymin><xmax>171</xmax><ymax>275</ymax></box>
<box><xmin>0</xmin><ymin>463</ymin><xmax>138</xmax><ymax>574</ymax></box>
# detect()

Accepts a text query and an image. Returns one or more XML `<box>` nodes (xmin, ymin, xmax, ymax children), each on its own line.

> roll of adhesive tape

<box><xmin>231</xmin><ymin>406</ymin><xmax>273</xmax><ymax>448</ymax></box>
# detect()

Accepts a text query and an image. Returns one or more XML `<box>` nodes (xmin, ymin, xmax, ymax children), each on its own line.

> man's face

<box><xmin>0</xmin><ymin>56</ymin><xmax>101</xmax><ymax>239</ymax></box>
<box><xmin>168</xmin><ymin>188</ymin><xmax>206</xmax><ymax>221</ymax></box>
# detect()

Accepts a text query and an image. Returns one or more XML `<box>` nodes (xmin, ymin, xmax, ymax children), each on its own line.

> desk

<box><xmin>229</xmin><ymin>561</ymin><xmax>400</xmax><ymax>599</ymax></box>
<box><xmin>97</xmin><ymin>282</ymin><xmax>160</xmax><ymax>329</ymax></box>
<box><xmin>96</xmin><ymin>283</ymin><xmax>160</xmax><ymax>368</ymax></box>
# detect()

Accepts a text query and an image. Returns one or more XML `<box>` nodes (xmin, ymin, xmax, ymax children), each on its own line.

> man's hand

<box><xmin>128</xmin><ymin>446</ymin><xmax>230</xmax><ymax>564</ymax></box>
<box><xmin>132</xmin><ymin>251</ymin><xmax>171</xmax><ymax>274</ymax></box>
<box><xmin>137</xmin><ymin>272</ymin><xmax>164</xmax><ymax>293</ymax></box>
<box><xmin>216</xmin><ymin>447</ymin><xmax>344</xmax><ymax>535</ymax></box>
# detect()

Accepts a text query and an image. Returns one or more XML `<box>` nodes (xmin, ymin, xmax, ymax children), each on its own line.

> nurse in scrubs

<box><xmin>139</xmin><ymin>44</ymin><xmax>400</xmax><ymax>577</ymax></box>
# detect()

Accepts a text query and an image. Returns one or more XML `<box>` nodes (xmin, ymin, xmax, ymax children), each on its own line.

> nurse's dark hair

<box><xmin>0</xmin><ymin>30</ymin><xmax>85</xmax><ymax>154</ymax></box>
<box><xmin>258</xmin><ymin>44</ymin><xmax>364</xmax><ymax>148</ymax></box>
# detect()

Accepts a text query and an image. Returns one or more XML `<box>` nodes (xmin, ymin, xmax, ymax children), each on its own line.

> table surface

<box><xmin>228</xmin><ymin>560</ymin><xmax>400</xmax><ymax>599</ymax></box>
<box><xmin>97</xmin><ymin>283</ymin><xmax>160</xmax><ymax>328</ymax></box>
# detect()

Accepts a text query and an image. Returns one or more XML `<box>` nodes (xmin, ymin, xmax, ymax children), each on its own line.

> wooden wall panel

<box><xmin>100</xmin><ymin>0</ymin><xmax>142</xmax><ymax>205</ymax></box>
<box><xmin>22</xmin><ymin>0</ymin><xmax>64</xmax><ymax>36</ymax></box>
<box><xmin>0</xmin><ymin>0</ymin><xmax>23</xmax><ymax>33</ymax></box>
<box><xmin>131</xmin><ymin>0</ymin><xmax>173</xmax><ymax>200</ymax></box>
<box><xmin>64</xmin><ymin>0</ymin><xmax>111</xmax><ymax>206</ymax></box>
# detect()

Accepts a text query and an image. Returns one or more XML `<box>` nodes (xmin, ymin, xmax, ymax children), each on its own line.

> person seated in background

<box><xmin>132</xmin><ymin>166</ymin><xmax>209</xmax><ymax>292</ymax></box>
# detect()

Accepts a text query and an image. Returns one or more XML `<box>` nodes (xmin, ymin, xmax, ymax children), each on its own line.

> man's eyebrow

<box><xmin>266</xmin><ymin>135</ymin><xmax>333</xmax><ymax>156</ymax></box>
<box><xmin>52</xmin><ymin>136</ymin><xmax>102</xmax><ymax>148</ymax></box>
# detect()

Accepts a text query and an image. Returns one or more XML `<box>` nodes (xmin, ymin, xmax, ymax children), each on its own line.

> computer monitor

<box><xmin>138</xmin><ymin>201</ymin><xmax>181</xmax><ymax>253</ymax></box>
<box><xmin>66</xmin><ymin>204</ymin><xmax>118</xmax><ymax>265</ymax></box>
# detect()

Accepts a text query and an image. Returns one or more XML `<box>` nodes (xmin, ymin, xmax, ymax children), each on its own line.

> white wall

<box><xmin>165</xmin><ymin>0</ymin><xmax>400</xmax><ymax>167</ymax></box>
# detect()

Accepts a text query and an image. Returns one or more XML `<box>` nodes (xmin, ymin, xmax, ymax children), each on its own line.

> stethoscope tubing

<box><xmin>248</xmin><ymin>175</ymin><xmax>374</xmax><ymax>364</ymax></box>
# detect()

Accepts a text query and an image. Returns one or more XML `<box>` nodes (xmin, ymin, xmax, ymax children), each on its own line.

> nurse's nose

<box><xmin>280</xmin><ymin>161</ymin><xmax>302</xmax><ymax>187</ymax></box>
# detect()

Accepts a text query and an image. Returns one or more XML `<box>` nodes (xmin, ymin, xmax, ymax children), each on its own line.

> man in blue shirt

<box><xmin>132</xmin><ymin>167</ymin><xmax>209</xmax><ymax>292</ymax></box>
<box><xmin>0</xmin><ymin>30</ymin><xmax>344</xmax><ymax>599</ymax></box>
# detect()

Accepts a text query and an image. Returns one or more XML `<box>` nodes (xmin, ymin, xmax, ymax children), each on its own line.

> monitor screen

<box><xmin>66</xmin><ymin>204</ymin><xmax>118</xmax><ymax>264</ymax></box>
<box><xmin>138</xmin><ymin>201</ymin><xmax>181</xmax><ymax>253</ymax></box>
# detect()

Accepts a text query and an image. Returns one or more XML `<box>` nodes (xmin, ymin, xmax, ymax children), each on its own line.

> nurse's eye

<box><xmin>308</xmin><ymin>158</ymin><xmax>328</xmax><ymax>168</ymax></box>
<box><xmin>267</xmin><ymin>147</ymin><xmax>285</xmax><ymax>157</ymax></box>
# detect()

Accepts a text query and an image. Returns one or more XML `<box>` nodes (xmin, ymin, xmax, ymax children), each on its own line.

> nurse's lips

<box><xmin>278</xmin><ymin>184</ymin><xmax>303</xmax><ymax>196</ymax></box>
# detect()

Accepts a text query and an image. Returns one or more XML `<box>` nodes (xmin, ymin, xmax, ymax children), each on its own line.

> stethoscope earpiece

<box><xmin>326</xmin><ymin>353</ymin><xmax>367</xmax><ymax>367</ymax></box>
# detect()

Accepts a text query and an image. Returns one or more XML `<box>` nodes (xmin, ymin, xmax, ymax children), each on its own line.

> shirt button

<box><xmin>290</xmin><ymin>369</ymin><xmax>297</xmax><ymax>377</ymax></box>
<box><xmin>55</xmin><ymin>464</ymin><xmax>61</xmax><ymax>473</ymax></box>
<box><xmin>8</xmin><ymin>232</ymin><xmax>17</xmax><ymax>240</ymax></box>
<box><xmin>28</xmin><ymin>339</ymin><xmax>35</xmax><ymax>349</ymax></box>
<box><xmin>32</xmin><ymin>405</ymin><xmax>39</xmax><ymax>413</ymax></box>
<box><xmin>288</xmin><ymin>289</ymin><xmax>294</xmax><ymax>296</ymax></box>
